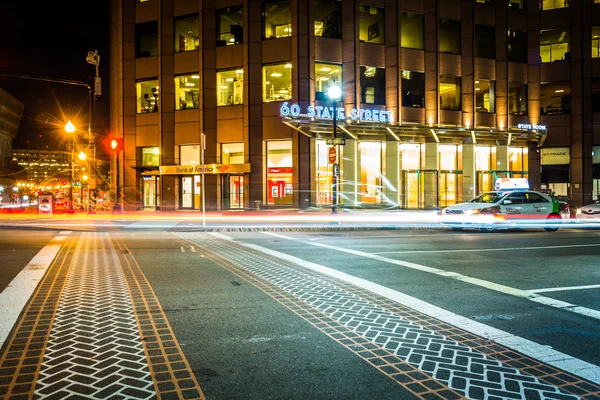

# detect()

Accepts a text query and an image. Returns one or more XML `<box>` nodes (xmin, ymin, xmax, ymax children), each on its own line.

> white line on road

<box><xmin>0</xmin><ymin>231</ymin><xmax>71</xmax><ymax>348</ymax></box>
<box><xmin>209</xmin><ymin>232</ymin><xmax>600</xmax><ymax>384</ymax></box>
<box><xmin>528</xmin><ymin>284</ymin><xmax>600</xmax><ymax>293</ymax></box>
<box><xmin>375</xmin><ymin>243</ymin><xmax>600</xmax><ymax>254</ymax></box>
<box><xmin>260</xmin><ymin>232</ymin><xmax>600</xmax><ymax>322</ymax></box>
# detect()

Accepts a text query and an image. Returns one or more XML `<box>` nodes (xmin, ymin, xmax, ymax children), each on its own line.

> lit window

<box><xmin>541</xmin><ymin>0</ymin><xmax>569</xmax><ymax>10</ymax></box>
<box><xmin>439</xmin><ymin>18</ymin><xmax>461</xmax><ymax>54</ymax></box>
<box><xmin>509</xmin><ymin>147</ymin><xmax>528</xmax><ymax>172</ymax></box>
<box><xmin>540</xmin><ymin>82</ymin><xmax>570</xmax><ymax>115</ymax></box>
<box><xmin>267</xmin><ymin>140</ymin><xmax>293</xmax><ymax>205</ymax></box>
<box><xmin>180</xmin><ymin>145</ymin><xmax>200</xmax><ymax>165</ymax></box>
<box><xmin>315</xmin><ymin>63</ymin><xmax>342</xmax><ymax>101</ymax></box>
<box><xmin>136</xmin><ymin>79</ymin><xmax>159</xmax><ymax>113</ymax></box>
<box><xmin>475</xmin><ymin>25</ymin><xmax>495</xmax><ymax>59</ymax></box>
<box><xmin>508</xmin><ymin>0</ymin><xmax>525</xmax><ymax>9</ymax></box>
<box><xmin>475</xmin><ymin>80</ymin><xmax>495</xmax><ymax>113</ymax></box>
<box><xmin>400</xmin><ymin>12</ymin><xmax>423</xmax><ymax>50</ymax></box>
<box><xmin>593</xmin><ymin>26</ymin><xmax>600</xmax><ymax>58</ymax></box>
<box><xmin>263</xmin><ymin>1</ymin><xmax>292</xmax><ymax>39</ymax></box>
<box><xmin>360</xmin><ymin>66</ymin><xmax>385</xmax><ymax>105</ymax></box>
<box><xmin>314</xmin><ymin>0</ymin><xmax>342</xmax><ymax>39</ymax></box>
<box><xmin>508</xmin><ymin>82</ymin><xmax>527</xmax><ymax>115</ymax></box>
<box><xmin>476</xmin><ymin>0</ymin><xmax>494</xmax><ymax>3</ymax></box>
<box><xmin>401</xmin><ymin>70</ymin><xmax>424</xmax><ymax>108</ymax></box>
<box><xmin>359</xmin><ymin>142</ymin><xmax>383</xmax><ymax>204</ymax></box>
<box><xmin>440</xmin><ymin>75</ymin><xmax>461</xmax><ymax>111</ymax></box>
<box><xmin>175</xmin><ymin>74</ymin><xmax>200</xmax><ymax>110</ymax></box>
<box><xmin>136</xmin><ymin>21</ymin><xmax>158</xmax><ymax>58</ymax></box>
<box><xmin>141</xmin><ymin>147</ymin><xmax>160</xmax><ymax>166</ymax></box>
<box><xmin>217</xmin><ymin>69</ymin><xmax>244</xmax><ymax>106</ymax></box>
<box><xmin>359</xmin><ymin>6</ymin><xmax>384</xmax><ymax>44</ymax></box>
<box><xmin>508</xmin><ymin>30</ymin><xmax>527</xmax><ymax>63</ymax></box>
<box><xmin>217</xmin><ymin>6</ymin><xmax>243</xmax><ymax>46</ymax></box>
<box><xmin>263</xmin><ymin>63</ymin><xmax>292</xmax><ymax>102</ymax></box>
<box><xmin>540</xmin><ymin>29</ymin><xmax>570</xmax><ymax>62</ymax></box>
<box><xmin>222</xmin><ymin>143</ymin><xmax>244</xmax><ymax>164</ymax></box>
<box><xmin>174</xmin><ymin>15</ymin><xmax>199</xmax><ymax>52</ymax></box>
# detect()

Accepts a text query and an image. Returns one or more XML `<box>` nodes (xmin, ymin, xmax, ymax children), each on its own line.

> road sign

<box><xmin>328</xmin><ymin>146</ymin><xmax>337</xmax><ymax>164</ymax></box>
<box><xmin>326</xmin><ymin>138</ymin><xmax>346</xmax><ymax>146</ymax></box>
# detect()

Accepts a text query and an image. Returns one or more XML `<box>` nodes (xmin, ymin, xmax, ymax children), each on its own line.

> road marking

<box><xmin>181</xmin><ymin>246</ymin><xmax>185</xmax><ymax>252</ymax></box>
<box><xmin>528</xmin><ymin>283</ymin><xmax>600</xmax><ymax>293</ymax></box>
<box><xmin>261</xmin><ymin>231</ymin><xmax>600</xmax><ymax>319</ymax></box>
<box><xmin>211</xmin><ymin>232</ymin><xmax>600</xmax><ymax>385</ymax></box>
<box><xmin>190</xmin><ymin>246</ymin><xmax>196</xmax><ymax>252</ymax></box>
<box><xmin>0</xmin><ymin>231</ymin><xmax>70</xmax><ymax>349</ymax></box>
<box><xmin>375</xmin><ymin>242</ymin><xmax>600</xmax><ymax>254</ymax></box>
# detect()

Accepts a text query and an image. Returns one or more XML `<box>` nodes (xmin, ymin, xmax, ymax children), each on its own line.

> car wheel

<box><xmin>482</xmin><ymin>225</ymin><xmax>496</xmax><ymax>233</ymax></box>
<box><xmin>544</xmin><ymin>213</ymin><xmax>561</xmax><ymax>232</ymax></box>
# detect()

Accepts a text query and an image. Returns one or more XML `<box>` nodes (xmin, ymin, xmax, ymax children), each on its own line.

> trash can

<box><xmin>255</xmin><ymin>200</ymin><xmax>262</xmax><ymax>210</ymax></box>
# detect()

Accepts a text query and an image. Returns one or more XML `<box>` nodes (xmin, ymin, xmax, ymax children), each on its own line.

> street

<box><xmin>0</xmin><ymin>223</ymin><xmax>599</xmax><ymax>399</ymax></box>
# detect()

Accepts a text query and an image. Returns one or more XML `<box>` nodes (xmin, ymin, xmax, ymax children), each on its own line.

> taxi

<box><xmin>440</xmin><ymin>178</ymin><xmax>563</xmax><ymax>232</ymax></box>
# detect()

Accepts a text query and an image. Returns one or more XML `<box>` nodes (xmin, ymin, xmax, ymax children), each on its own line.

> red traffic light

<box><xmin>111</xmin><ymin>138</ymin><xmax>124</xmax><ymax>152</ymax></box>
<box><xmin>61</xmin><ymin>180</ymin><xmax>67</xmax><ymax>186</ymax></box>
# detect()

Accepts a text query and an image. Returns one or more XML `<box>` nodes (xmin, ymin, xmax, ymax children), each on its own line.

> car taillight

<box><xmin>559</xmin><ymin>203</ymin><xmax>568</xmax><ymax>212</ymax></box>
<box><xmin>480</xmin><ymin>206</ymin><xmax>500</xmax><ymax>214</ymax></box>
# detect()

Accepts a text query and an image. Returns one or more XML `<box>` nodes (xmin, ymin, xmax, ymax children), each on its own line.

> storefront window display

<box><xmin>475</xmin><ymin>146</ymin><xmax>497</xmax><ymax>193</ymax></box>
<box><xmin>509</xmin><ymin>147</ymin><xmax>528</xmax><ymax>173</ymax></box>
<box><xmin>267</xmin><ymin>140</ymin><xmax>293</xmax><ymax>205</ymax></box>
<box><xmin>263</xmin><ymin>63</ymin><xmax>292</xmax><ymax>102</ymax></box>
<box><xmin>217</xmin><ymin>69</ymin><xmax>244</xmax><ymax>106</ymax></box>
<box><xmin>315</xmin><ymin>140</ymin><xmax>333</xmax><ymax>205</ymax></box>
<box><xmin>359</xmin><ymin>142</ymin><xmax>383</xmax><ymax>203</ymax></box>
<box><xmin>175</xmin><ymin>74</ymin><xmax>200</xmax><ymax>110</ymax></box>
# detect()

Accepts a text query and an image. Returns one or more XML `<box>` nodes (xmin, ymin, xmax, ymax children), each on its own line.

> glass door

<box><xmin>181</xmin><ymin>176</ymin><xmax>193</xmax><ymax>208</ymax></box>
<box><xmin>229</xmin><ymin>175</ymin><xmax>244</xmax><ymax>209</ymax></box>
<box><xmin>402</xmin><ymin>170</ymin><xmax>422</xmax><ymax>209</ymax></box>
<box><xmin>438</xmin><ymin>172</ymin><xmax>458</xmax><ymax>208</ymax></box>
<box><xmin>142</xmin><ymin>176</ymin><xmax>156</xmax><ymax>209</ymax></box>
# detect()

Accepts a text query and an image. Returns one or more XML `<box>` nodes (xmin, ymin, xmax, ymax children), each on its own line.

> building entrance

<box><xmin>222</xmin><ymin>175</ymin><xmax>245</xmax><ymax>209</ymax></box>
<box><xmin>438</xmin><ymin>171</ymin><xmax>461</xmax><ymax>208</ymax></box>
<box><xmin>141</xmin><ymin>176</ymin><xmax>158</xmax><ymax>209</ymax></box>
<box><xmin>401</xmin><ymin>170</ymin><xmax>439</xmax><ymax>209</ymax></box>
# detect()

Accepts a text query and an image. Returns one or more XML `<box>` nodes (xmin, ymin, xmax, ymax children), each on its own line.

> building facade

<box><xmin>11</xmin><ymin>149</ymin><xmax>73</xmax><ymax>184</ymax></box>
<box><xmin>0</xmin><ymin>88</ymin><xmax>24</xmax><ymax>204</ymax></box>
<box><xmin>110</xmin><ymin>0</ymin><xmax>600</xmax><ymax>211</ymax></box>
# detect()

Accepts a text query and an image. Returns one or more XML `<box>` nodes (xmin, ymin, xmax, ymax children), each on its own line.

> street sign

<box><xmin>326</xmin><ymin>138</ymin><xmax>346</xmax><ymax>146</ymax></box>
<box><xmin>328</xmin><ymin>146</ymin><xmax>337</xmax><ymax>164</ymax></box>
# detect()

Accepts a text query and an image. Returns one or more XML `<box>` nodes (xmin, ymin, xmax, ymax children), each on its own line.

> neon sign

<box><xmin>517</xmin><ymin>123</ymin><xmax>546</xmax><ymax>131</ymax></box>
<box><xmin>280</xmin><ymin>102</ymin><xmax>394</xmax><ymax>123</ymax></box>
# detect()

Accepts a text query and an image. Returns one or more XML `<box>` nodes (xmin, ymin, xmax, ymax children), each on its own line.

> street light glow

<box><xmin>65</xmin><ymin>120</ymin><xmax>76</xmax><ymax>133</ymax></box>
<box><xmin>327</xmin><ymin>84</ymin><xmax>341</xmax><ymax>101</ymax></box>
<box><xmin>78</xmin><ymin>151</ymin><xmax>87</xmax><ymax>161</ymax></box>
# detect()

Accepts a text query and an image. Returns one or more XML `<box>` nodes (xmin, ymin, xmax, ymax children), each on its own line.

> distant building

<box><xmin>110</xmin><ymin>0</ymin><xmax>600</xmax><ymax>211</ymax></box>
<box><xmin>11</xmin><ymin>149</ymin><xmax>74</xmax><ymax>184</ymax></box>
<box><xmin>0</xmin><ymin>88</ymin><xmax>24</xmax><ymax>203</ymax></box>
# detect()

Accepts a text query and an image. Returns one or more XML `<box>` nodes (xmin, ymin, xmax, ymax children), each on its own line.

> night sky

<box><xmin>0</xmin><ymin>0</ymin><xmax>110</xmax><ymax>152</ymax></box>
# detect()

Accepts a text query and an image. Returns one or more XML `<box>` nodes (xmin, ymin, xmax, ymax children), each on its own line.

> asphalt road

<box><xmin>1</xmin><ymin>225</ymin><xmax>599</xmax><ymax>399</ymax></box>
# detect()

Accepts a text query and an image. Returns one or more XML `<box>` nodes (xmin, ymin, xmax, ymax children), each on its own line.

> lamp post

<box><xmin>65</xmin><ymin>120</ymin><xmax>76</xmax><ymax>214</ymax></box>
<box><xmin>327</xmin><ymin>84</ymin><xmax>342</xmax><ymax>214</ymax></box>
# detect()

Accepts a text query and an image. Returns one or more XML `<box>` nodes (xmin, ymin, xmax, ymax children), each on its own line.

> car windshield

<box><xmin>469</xmin><ymin>191</ymin><xmax>507</xmax><ymax>204</ymax></box>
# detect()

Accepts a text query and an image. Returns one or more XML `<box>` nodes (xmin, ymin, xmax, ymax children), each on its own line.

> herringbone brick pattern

<box><xmin>177</xmin><ymin>233</ymin><xmax>594</xmax><ymax>400</ymax></box>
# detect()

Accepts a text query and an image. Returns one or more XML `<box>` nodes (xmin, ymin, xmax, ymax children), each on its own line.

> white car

<box><xmin>576</xmin><ymin>201</ymin><xmax>600</xmax><ymax>221</ymax></box>
<box><xmin>441</xmin><ymin>190</ymin><xmax>564</xmax><ymax>232</ymax></box>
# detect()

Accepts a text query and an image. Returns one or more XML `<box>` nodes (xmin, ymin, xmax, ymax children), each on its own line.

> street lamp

<box><xmin>65</xmin><ymin>120</ymin><xmax>76</xmax><ymax>214</ymax></box>
<box><xmin>327</xmin><ymin>84</ymin><xmax>342</xmax><ymax>214</ymax></box>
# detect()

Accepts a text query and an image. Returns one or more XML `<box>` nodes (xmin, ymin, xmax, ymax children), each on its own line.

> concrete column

<box><xmin>385</xmin><ymin>141</ymin><xmax>400</xmax><ymax>207</ymax></box>
<box><xmin>462</xmin><ymin>143</ymin><xmax>476</xmax><ymax>201</ymax></box>
<box><xmin>424</xmin><ymin>142</ymin><xmax>438</xmax><ymax>209</ymax></box>
<box><xmin>528</xmin><ymin>143</ymin><xmax>541</xmax><ymax>191</ymax></box>
<box><xmin>341</xmin><ymin>139</ymin><xmax>357</xmax><ymax>206</ymax></box>
<box><xmin>497</xmin><ymin>145</ymin><xmax>509</xmax><ymax>171</ymax></box>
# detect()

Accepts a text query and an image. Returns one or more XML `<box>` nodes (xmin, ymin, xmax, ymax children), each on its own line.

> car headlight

<box><xmin>576</xmin><ymin>208</ymin><xmax>582</xmax><ymax>215</ymax></box>
<box><xmin>464</xmin><ymin>209</ymin><xmax>481</xmax><ymax>215</ymax></box>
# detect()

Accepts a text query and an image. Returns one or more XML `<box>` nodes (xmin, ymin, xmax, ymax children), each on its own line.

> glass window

<box><xmin>439</xmin><ymin>18</ymin><xmax>461</xmax><ymax>54</ymax></box>
<box><xmin>217</xmin><ymin>6</ymin><xmax>243</xmax><ymax>46</ymax></box>
<box><xmin>222</xmin><ymin>143</ymin><xmax>244</xmax><ymax>164</ymax></box>
<box><xmin>175</xmin><ymin>74</ymin><xmax>200</xmax><ymax>110</ymax></box>
<box><xmin>508</xmin><ymin>82</ymin><xmax>527</xmax><ymax>115</ymax></box>
<box><xmin>509</xmin><ymin>147</ymin><xmax>528</xmax><ymax>172</ymax></box>
<box><xmin>508</xmin><ymin>30</ymin><xmax>527</xmax><ymax>63</ymax></box>
<box><xmin>400</xmin><ymin>12</ymin><xmax>423</xmax><ymax>49</ymax></box>
<box><xmin>263</xmin><ymin>63</ymin><xmax>292</xmax><ymax>102</ymax></box>
<box><xmin>401</xmin><ymin>70</ymin><xmax>424</xmax><ymax>108</ymax></box>
<box><xmin>315</xmin><ymin>63</ymin><xmax>342</xmax><ymax>101</ymax></box>
<box><xmin>136</xmin><ymin>21</ymin><xmax>158</xmax><ymax>58</ymax></box>
<box><xmin>267</xmin><ymin>140</ymin><xmax>293</xmax><ymax>205</ymax></box>
<box><xmin>136</xmin><ymin>79</ymin><xmax>159</xmax><ymax>113</ymax></box>
<box><xmin>359</xmin><ymin>5</ymin><xmax>385</xmax><ymax>44</ymax></box>
<box><xmin>400</xmin><ymin>143</ymin><xmax>423</xmax><ymax>169</ymax></box>
<box><xmin>360</xmin><ymin>66</ymin><xmax>385</xmax><ymax>105</ymax></box>
<box><xmin>141</xmin><ymin>147</ymin><xmax>160</xmax><ymax>166</ymax></box>
<box><xmin>476</xmin><ymin>0</ymin><xmax>494</xmax><ymax>3</ymax></box>
<box><xmin>263</xmin><ymin>1</ymin><xmax>292</xmax><ymax>39</ymax></box>
<box><xmin>508</xmin><ymin>0</ymin><xmax>526</xmax><ymax>9</ymax></box>
<box><xmin>475</xmin><ymin>80</ymin><xmax>495</xmax><ymax>113</ymax></box>
<box><xmin>475</xmin><ymin>25</ymin><xmax>495</xmax><ymax>59</ymax></box>
<box><xmin>440</xmin><ymin>75</ymin><xmax>461</xmax><ymax>111</ymax></box>
<box><xmin>217</xmin><ymin>69</ymin><xmax>244</xmax><ymax>106</ymax></box>
<box><xmin>475</xmin><ymin>146</ymin><xmax>496</xmax><ymax>170</ymax></box>
<box><xmin>359</xmin><ymin>142</ymin><xmax>383</xmax><ymax>203</ymax></box>
<box><xmin>540</xmin><ymin>29</ymin><xmax>570</xmax><ymax>63</ymax></box>
<box><xmin>542</xmin><ymin>0</ymin><xmax>569</xmax><ymax>10</ymax></box>
<box><xmin>180</xmin><ymin>145</ymin><xmax>200</xmax><ymax>165</ymax></box>
<box><xmin>314</xmin><ymin>0</ymin><xmax>342</xmax><ymax>39</ymax></box>
<box><xmin>593</xmin><ymin>26</ymin><xmax>600</xmax><ymax>58</ymax></box>
<box><xmin>174</xmin><ymin>15</ymin><xmax>199</xmax><ymax>52</ymax></box>
<box><xmin>540</xmin><ymin>82</ymin><xmax>571</xmax><ymax>115</ymax></box>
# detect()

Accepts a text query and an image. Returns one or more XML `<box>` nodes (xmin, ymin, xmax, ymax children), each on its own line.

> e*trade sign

<box><xmin>280</xmin><ymin>102</ymin><xmax>394</xmax><ymax>123</ymax></box>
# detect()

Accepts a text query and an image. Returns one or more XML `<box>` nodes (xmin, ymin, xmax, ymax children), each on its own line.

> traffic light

<box><xmin>110</xmin><ymin>138</ymin><xmax>124</xmax><ymax>152</ymax></box>
<box><xmin>62</xmin><ymin>180</ymin><xmax>67</xmax><ymax>186</ymax></box>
